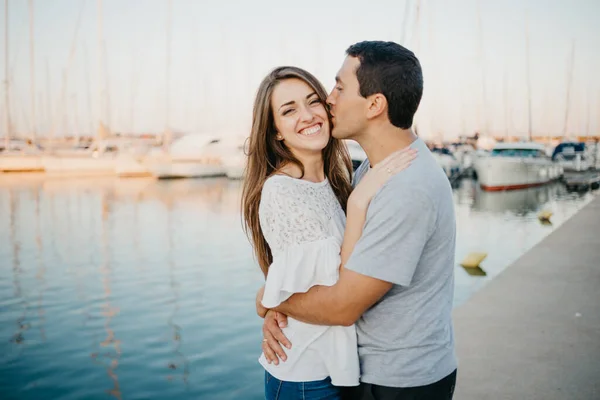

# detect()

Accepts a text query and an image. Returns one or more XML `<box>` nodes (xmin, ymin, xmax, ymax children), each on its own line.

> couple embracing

<box><xmin>242</xmin><ymin>40</ymin><xmax>457</xmax><ymax>400</ymax></box>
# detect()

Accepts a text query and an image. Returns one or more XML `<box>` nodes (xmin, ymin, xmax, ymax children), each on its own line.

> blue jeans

<box><xmin>265</xmin><ymin>371</ymin><xmax>342</xmax><ymax>400</ymax></box>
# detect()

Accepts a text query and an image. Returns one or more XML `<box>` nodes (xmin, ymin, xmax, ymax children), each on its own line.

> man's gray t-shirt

<box><xmin>346</xmin><ymin>138</ymin><xmax>457</xmax><ymax>387</ymax></box>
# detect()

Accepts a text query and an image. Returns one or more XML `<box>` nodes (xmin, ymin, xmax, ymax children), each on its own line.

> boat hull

<box><xmin>149</xmin><ymin>160</ymin><xmax>226</xmax><ymax>179</ymax></box>
<box><xmin>115</xmin><ymin>155</ymin><xmax>152</xmax><ymax>178</ymax></box>
<box><xmin>0</xmin><ymin>155</ymin><xmax>45</xmax><ymax>172</ymax></box>
<box><xmin>42</xmin><ymin>156</ymin><xmax>117</xmax><ymax>176</ymax></box>
<box><xmin>475</xmin><ymin>156</ymin><xmax>562</xmax><ymax>191</ymax></box>
<box><xmin>225</xmin><ymin>165</ymin><xmax>245</xmax><ymax>180</ymax></box>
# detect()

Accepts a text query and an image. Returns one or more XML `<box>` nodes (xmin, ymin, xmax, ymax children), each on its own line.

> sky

<box><xmin>1</xmin><ymin>0</ymin><xmax>599</xmax><ymax>140</ymax></box>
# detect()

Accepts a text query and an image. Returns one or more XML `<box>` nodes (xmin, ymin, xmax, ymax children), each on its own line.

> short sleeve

<box><xmin>344</xmin><ymin>187</ymin><xmax>435</xmax><ymax>286</ymax></box>
<box><xmin>260</xmin><ymin>238</ymin><xmax>341</xmax><ymax>308</ymax></box>
<box><xmin>258</xmin><ymin>178</ymin><xmax>342</xmax><ymax>308</ymax></box>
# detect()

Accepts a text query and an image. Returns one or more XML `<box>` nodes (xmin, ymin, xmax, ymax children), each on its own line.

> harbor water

<box><xmin>0</xmin><ymin>175</ymin><xmax>596</xmax><ymax>399</ymax></box>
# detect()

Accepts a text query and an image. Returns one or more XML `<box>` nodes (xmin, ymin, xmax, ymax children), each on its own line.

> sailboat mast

<box><xmin>61</xmin><ymin>68</ymin><xmax>67</xmax><ymax>138</ymax></box>
<box><xmin>37</xmin><ymin>91</ymin><xmax>43</xmax><ymax>137</ymax></box>
<box><xmin>399</xmin><ymin>0</ymin><xmax>412</xmax><ymax>46</ymax></box>
<box><xmin>4</xmin><ymin>0</ymin><xmax>11</xmax><ymax>149</ymax></box>
<box><xmin>84</xmin><ymin>46</ymin><xmax>94</xmax><ymax>137</ymax></box>
<box><xmin>164</xmin><ymin>0</ymin><xmax>172</xmax><ymax>149</ymax></box>
<box><xmin>525</xmin><ymin>15</ymin><xmax>532</xmax><ymax>141</ymax></box>
<box><xmin>50</xmin><ymin>0</ymin><xmax>84</xmax><ymax>141</ymax></box>
<box><xmin>562</xmin><ymin>41</ymin><xmax>575</xmax><ymax>139</ymax></box>
<box><xmin>414</xmin><ymin>0</ymin><xmax>421</xmax><ymax>52</ymax></box>
<box><xmin>503</xmin><ymin>66</ymin><xmax>509</xmax><ymax>140</ymax></box>
<box><xmin>97</xmin><ymin>0</ymin><xmax>104</xmax><ymax>137</ymax></box>
<box><xmin>29</xmin><ymin>0</ymin><xmax>36</xmax><ymax>140</ymax></box>
<box><xmin>476</xmin><ymin>0</ymin><xmax>487</xmax><ymax>135</ymax></box>
<box><xmin>72</xmin><ymin>93</ymin><xmax>80</xmax><ymax>144</ymax></box>
<box><xmin>129</xmin><ymin>48</ymin><xmax>136</xmax><ymax>134</ymax></box>
<box><xmin>102</xmin><ymin>39</ymin><xmax>110</xmax><ymax>132</ymax></box>
<box><xmin>45</xmin><ymin>57</ymin><xmax>51</xmax><ymax>136</ymax></box>
<box><xmin>585</xmin><ymin>89</ymin><xmax>590</xmax><ymax>138</ymax></box>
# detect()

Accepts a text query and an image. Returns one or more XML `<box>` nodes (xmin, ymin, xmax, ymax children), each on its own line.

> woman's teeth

<box><xmin>300</xmin><ymin>124</ymin><xmax>321</xmax><ymax>136</ymax></box>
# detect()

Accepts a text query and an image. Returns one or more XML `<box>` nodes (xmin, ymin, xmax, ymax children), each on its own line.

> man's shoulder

<box><xmin>383</xmin><ymin>159</ymin><xmax>433</xmax><ymax>193</ymax></box>
<box><xmin>388</xmin><ymin>156</ymin><xmax>452</xmax><ymax>198</ymax></box>
<box><xmin>367</xmin><ymin>181</ymin><xmax>433</xmax><ymax>225</ymax></box>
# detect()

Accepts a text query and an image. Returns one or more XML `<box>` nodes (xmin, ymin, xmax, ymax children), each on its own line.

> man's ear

<box><xmin>366</xmin><ymin>93</ymin><xmax>387</xmax><ymax>120</ymax></box>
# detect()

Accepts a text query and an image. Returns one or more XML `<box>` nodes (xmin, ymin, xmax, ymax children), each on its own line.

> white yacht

<box><xmin>474</xmin><ymin>142</ymin><xmax>563</xmax><ymax>191</ymax></box>
<box><xmin>115</xmin><ymin>142</ymin><xmax>157</xmax><ymax>178</ymax></box>
<box><xmin>0</xmin><ymin>140</ymin><xmax>45</xmax><ymax>172</ymax></box>
<box><xmin>147</xmin><ymin>134</ymin><xmax>226</xmax><ymax>179</ymax></box>
<box><xmin>221</xmin><ymin>136</ymin><xmax>247</xmax><ymax>180</ymax></box>
<box><xmin>42</xmin><ymin>141</ymin><xmax>120</xmax><ymax>177</ymax></box>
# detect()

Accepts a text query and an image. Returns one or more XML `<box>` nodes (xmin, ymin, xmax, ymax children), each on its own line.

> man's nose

<box><xmin>326</xmin><ymin>91</ymin><xmax>335</xmax><ymax>107</ymax></box>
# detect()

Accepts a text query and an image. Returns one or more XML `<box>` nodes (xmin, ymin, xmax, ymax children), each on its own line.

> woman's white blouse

<box><xmin>258</xmin><ymin>175</ymin><xmax>359</xmax><ymax>386</ymax></box>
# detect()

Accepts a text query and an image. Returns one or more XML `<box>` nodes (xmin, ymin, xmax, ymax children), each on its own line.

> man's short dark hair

<box><xmin>346</xmin><ymin>41</ymin><xmax>423</xmax><ymax>129</ymax></box>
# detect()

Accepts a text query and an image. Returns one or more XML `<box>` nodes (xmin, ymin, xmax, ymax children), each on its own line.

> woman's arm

<box><xmin>341</xmin><ymin>198</ymin><xmax>368</xmax><ymax>268</ymax></box>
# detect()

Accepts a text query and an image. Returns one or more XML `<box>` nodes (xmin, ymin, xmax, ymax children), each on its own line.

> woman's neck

<box><xmin>279</xmin><ymin>151</ymin><xmax>325</xmax><ymax>183</ymax></box>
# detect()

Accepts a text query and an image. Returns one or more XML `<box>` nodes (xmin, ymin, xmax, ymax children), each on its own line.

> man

<box><xmin>258</xmin><ymin>41</ymin><xmax>457</xmax><ymax>399</ymax></box>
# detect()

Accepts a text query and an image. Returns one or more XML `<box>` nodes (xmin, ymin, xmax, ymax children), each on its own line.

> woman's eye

<box><xmin>282</xmin><ymin>109</ymin><xmax>294</xmax><ymax>116</ymax></box>
<box><xmin>310</xmin><ymin>99</ymin><xmax>321</xmax><ymax>105</ymax></box>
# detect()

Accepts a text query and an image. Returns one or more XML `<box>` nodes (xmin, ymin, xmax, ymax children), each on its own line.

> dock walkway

<box><xmin>454</xmin><ymin>194</ymin><xmax>600</xmax><ymax>399</ymax></box>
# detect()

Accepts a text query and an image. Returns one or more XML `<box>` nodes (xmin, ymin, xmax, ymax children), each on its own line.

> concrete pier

<box><xmin>454</xmin><ymin>194</ymin><xmax>600</xmax><ymax>400</ymax></box>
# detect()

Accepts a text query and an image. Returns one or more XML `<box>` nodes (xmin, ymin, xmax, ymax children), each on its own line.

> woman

<box><xmin>241</xmin><ymin>66</ymin><xmax>416</xmax><ymax>399</ymax></box>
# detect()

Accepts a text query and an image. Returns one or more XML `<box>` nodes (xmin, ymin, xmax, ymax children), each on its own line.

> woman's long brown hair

<box><xmin>241</xmin><ymin>66</ymin><xmax>353</xmax><ymax>277</ymax></box>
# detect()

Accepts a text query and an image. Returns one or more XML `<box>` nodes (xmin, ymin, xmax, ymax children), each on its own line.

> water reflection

<box><xmin>128</xmin><ymin>178</ymin><xmax>229</xmax><ymax>212</ymax></box>
<box><xmin>90</xmin><ymin>192</ymin><xmax>122</xmax><ymax>400</ymax></box>
<box><xmin>0</xmin><ymin>175</ymin><xmax>594</xmax><ymax>400</ymax></box>
<box><xmin>166</xmin><ymin>201</ymin><xmax>190</xmax><ymax>385</ymax></box>
<box><xmin>9</xmin><ymin>190</ymin><xmax>30</xmax><ymax>347</ymax></box>
<box><xmin>474</xmin><ymin>185</ymin><xmax>557</xmax><ymax>215</ymax></box>
<box><xmin>34</xmin><ymin>187</ymin><xmax>47</xmax><ymax>342</ymax></box>
<box><xmin>460</xmin><ymin>265</ymin><xmax>487</xmax><ymax>277</ymax></box>
<box><xmin>457</xmin><ymin>179</ymin><xmax>579</xmax><ymax>216</ymax></box>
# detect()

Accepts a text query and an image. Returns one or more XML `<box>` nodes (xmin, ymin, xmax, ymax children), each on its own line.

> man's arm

<box><xmin>272</xmin><ymin>199</ymin><xmax>392</xmax><ymax>326</ymax></box>
<box><xmin>274</xmin><ymin>267</ymin><xmax>392</xmax><ymax>326</ymax></box>
<box><xmin>261</xmin><ymin>185</ymin><xmax>434</xmax><ymax>363</ymax></box>
<box><xmin>256</xmin><ymin>198</ymin><xmax>392</xmax><ymax>326</ymax></box>
<box><xmin>258</xmin><ymin>150</ymin><xmax>417</xmax><ymax>325</ymax></box>
<box><xmin>273</xmin><ymin>188</ymin><xmax>434</xmax><ymax>325</ymax></box>
<box><xmin>259</xmin><ymin>258</ymin><xmax>399</xmax><ymax>362</ymax></box>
